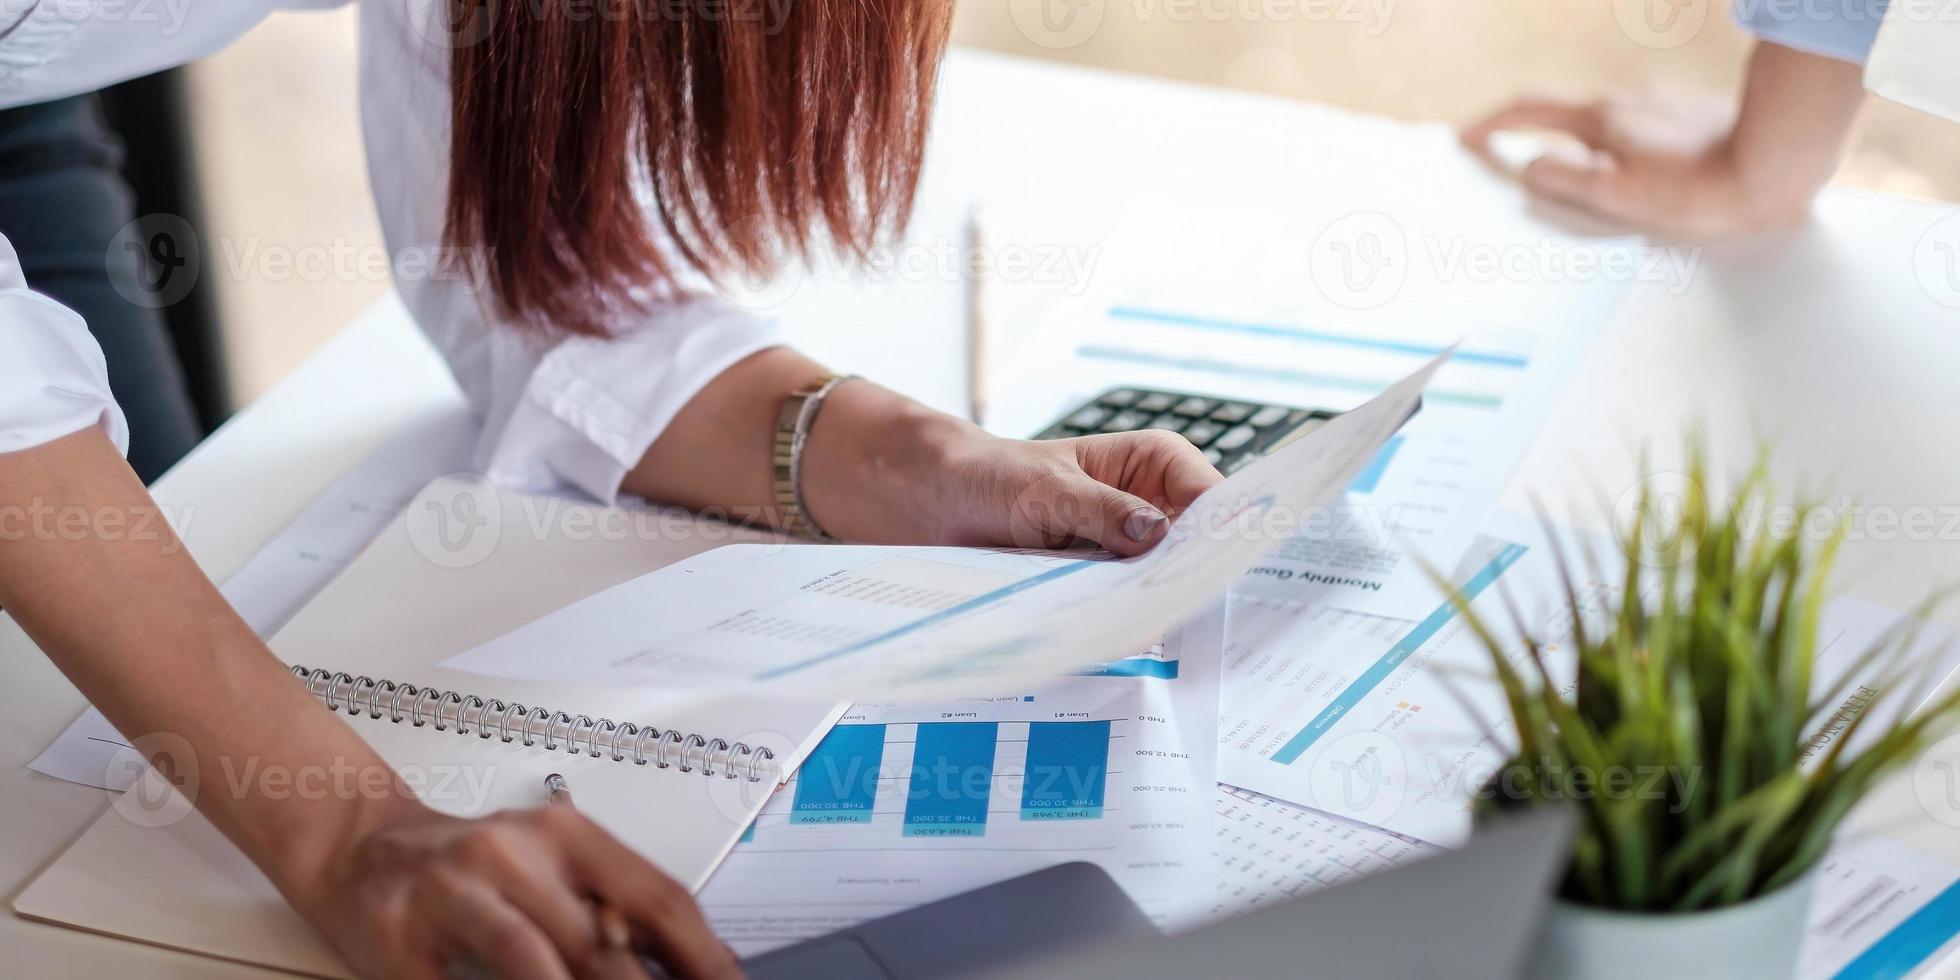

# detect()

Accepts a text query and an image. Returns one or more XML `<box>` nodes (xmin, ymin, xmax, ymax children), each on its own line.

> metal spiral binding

<box><xmin>291</xmin><ymin>665</ymin><xmax>776</xmax><ymax>782</ymax></box>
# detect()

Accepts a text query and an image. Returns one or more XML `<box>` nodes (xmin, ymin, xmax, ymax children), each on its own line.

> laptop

<box><xmin>744</xmin><ymin>805</ymin><xmax>1574</xmax><ymax>980</ymax></box>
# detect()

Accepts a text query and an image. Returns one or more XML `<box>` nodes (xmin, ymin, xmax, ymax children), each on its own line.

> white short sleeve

<box><xmin>0</xmin><ymin>233</ymin><xmax>129</xmax><ymax>456</ymax></box>
<box><xmin>359</xmin><ymin>1</ymin><xmax>781</xmax><ymax>503</ymax></box>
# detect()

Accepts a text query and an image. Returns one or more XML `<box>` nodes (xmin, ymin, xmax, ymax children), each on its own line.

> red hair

<box><xmin>445</xmin><ymin>0</ymin><xmax>954</xmax><ymax>336</ymax></box>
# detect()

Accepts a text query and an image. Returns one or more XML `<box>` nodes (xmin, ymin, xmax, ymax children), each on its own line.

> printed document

<box><xmin>445</xmin><ymin>354</ymin><xmax>1441</xmax><ymax>698</ymax></box>
<box><xmin>701</xmin><ymin>607</ymin><xmax>1222</xmax><ymax>955</ymax></box>
<box><xmin>1216</xmin><ymin>513</ymin><xmax>1960</xmax><ymax>847</ymax></box>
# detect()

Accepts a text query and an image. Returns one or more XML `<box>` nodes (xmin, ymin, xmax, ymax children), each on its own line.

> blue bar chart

<box><xmin>777</xmin><ymin>719</ymin><xmax>1122</xmax><ymax>837</ymax></box>
<box><xmin>789</xmin><ymin>724</ymin><xmax>886</xmax><ymax>825</ymax></box>
<box><xmin>1020</xmin><ymin>721</ymin><xmax>1111</xmax><ymax>821</ymax></box>
<box><xmin>703</xmin><ymin>609</ymin><xmax>1221</xmax><ymax>959</ymax></box>
<box><xmin>903</xmin><ymin>723</ymin><xmax>1000</xmax><ymax>837</ymax></box>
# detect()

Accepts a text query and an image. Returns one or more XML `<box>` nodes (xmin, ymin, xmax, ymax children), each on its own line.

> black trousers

<box><xmin>0</xmin><ymin>94</ymin><xmax>201</xmax><ymax>484</ymax></box>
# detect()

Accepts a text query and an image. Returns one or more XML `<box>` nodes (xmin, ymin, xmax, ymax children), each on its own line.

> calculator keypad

<box><xmin>1033</xmin><ymin>388</ymin><xmax>1338</xmax><ymax>475</ymax></box>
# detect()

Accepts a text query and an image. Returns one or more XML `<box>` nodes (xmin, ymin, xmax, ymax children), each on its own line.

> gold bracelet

<box><xmin>772</xmin><ymin>374</ymin><xmax>857</xmax><ymax>542</ymax></box>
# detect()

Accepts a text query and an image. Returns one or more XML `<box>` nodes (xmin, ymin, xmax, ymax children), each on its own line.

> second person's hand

<box><xmin>1461</xmin><ymin>89</ymin><xmax>1760</xmax><ymax>238</ymax></box>
<box><xmin>1459</xmin><ymin>42</ymin><xmax>1868</xmax><ymax>240</ymax></box>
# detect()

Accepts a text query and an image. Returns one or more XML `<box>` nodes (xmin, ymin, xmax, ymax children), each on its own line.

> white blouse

<box><xmin>0</xmin><ymin>0</ymin><xmax>779</xmax><ymax>501</ymax></box>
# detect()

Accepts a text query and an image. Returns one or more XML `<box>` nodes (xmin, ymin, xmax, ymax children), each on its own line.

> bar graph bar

<box><xmin>789</xmin><ymin>724</ymin><xmax>886</xmax><ymax>825</ymax></box>
<box><xmin>1082</xmin><ymin>658</ymin><xmax>1179</xmax><ymax>680</ymax></box>
<box><xmin>1020</xmin><ymin>721</ymin><xmax>1111</xmax><ymax>821</ymax></box>
<box><xmin>903</xmin><ymin>722</ymin><xmax>999</xmax><ymax>837</ymax></box>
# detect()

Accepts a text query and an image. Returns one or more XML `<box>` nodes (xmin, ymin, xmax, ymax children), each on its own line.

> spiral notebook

<box><xmin>13</xmin><ymin>478</ymin><xmax>847</xmax><ymax>977</ymax></box>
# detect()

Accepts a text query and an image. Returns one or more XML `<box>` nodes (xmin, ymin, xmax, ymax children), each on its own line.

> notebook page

<box><xmin>13</xmin><ymin>479</ymin><xmax>845</xmax><ymax>975</ymax></box>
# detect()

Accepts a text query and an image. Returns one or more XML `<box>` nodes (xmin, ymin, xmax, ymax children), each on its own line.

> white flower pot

<box><xmin>1529</xmin><ymin>872</ymin><xmax>1818</xmax><ymax>980</ymax></box>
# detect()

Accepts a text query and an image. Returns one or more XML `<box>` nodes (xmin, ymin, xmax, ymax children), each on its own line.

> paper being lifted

<box><xmin>443</xmin><ymin>354</ymin><xmax>1444</xmax><ymax>699</ymax></box>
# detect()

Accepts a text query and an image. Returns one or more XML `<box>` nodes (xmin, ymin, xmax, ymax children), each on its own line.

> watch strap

<box><xmin>772</xmin><ymin>374</ymin><xmax>856</xmax><ymax>542</ymax></box>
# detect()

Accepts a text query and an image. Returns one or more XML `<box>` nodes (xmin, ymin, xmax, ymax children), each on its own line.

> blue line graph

<box><xmin>1270</xmin><ymin>543</ymin><xmax>1529</xmax><ymax>765</ymax></box>
<box><xmin>756</xmin><ymin>560</ymin><xmax>1097</xmax><ymax>680</ymax></box>
<box><xmin>1106</xmin><ymin>306</ymin><xmax>1530</xmax><ymax>369</ymax></box>
<box><xmin>1074</xmin><ymin>346</ymin><xmax>1504</xmax><ymax>411</ymax></box>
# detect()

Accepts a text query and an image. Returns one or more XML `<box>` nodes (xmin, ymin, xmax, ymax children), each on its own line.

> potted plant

<box><xmin>1454</xmin><ymin>456</ymin><xmax>1960</xmax><ymax>980</ymax></box>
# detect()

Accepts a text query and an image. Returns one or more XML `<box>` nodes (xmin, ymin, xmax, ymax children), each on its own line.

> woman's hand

<box><xmin>295</xmin><ymin>801</ymin><xmax>739</xmax><ymax>980</ymax></box>
<box><xmin>1460</xmin><ymin>42</ymin><xmax>1867</xmax><ymax>239</ymax></box>
<box><xmin>916</xmin><ymin>428</ymin><xmax>1224</xmax><ymax>557</ymax></box>
<box><xmin>628</xmin><ymin>348</ymin><xmax>1221</xmax><ymax>555</ymax></box>
<box><xmin>800</xmin><ymin>390</ymin><xmax>1223</xmax><ymax>556</ymax></box>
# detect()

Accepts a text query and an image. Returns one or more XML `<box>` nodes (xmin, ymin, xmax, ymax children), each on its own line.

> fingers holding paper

<box><xmin>957</xmin><ymin>429</ymin><xmax>1224</xmax><ymax>558</ymax></box>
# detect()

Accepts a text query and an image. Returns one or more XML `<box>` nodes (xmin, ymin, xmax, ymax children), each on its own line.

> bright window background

<box><xmin>186</xmin><ymin>1</ymin><xmax>1960</xmax><ymax>402</ymax></box>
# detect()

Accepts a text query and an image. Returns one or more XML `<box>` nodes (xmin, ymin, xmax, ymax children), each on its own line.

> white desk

<box><xmin>5</xmin><ymin>49</ymin><xmax>1960</xmax><ymax>976</ymax></box>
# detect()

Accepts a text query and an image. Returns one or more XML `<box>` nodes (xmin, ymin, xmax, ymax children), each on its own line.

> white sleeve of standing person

<box><xmin>0</xmin><ymin>0</ymin><xmax>333</xmax><ymax>459</ymax></box>
<box><xmin>0</xmin><ymin>234</ymin><xmax>129</xmax><ymax>456</ymax></box>
<box><xmin>358</xmin><ymin>0</ymin><xmax>785</xmax><ymax>504</ymax></box>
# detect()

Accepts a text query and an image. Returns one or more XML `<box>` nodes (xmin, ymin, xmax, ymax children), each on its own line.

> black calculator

<box><xmin>1032</xmin><ymin>389</ymin><xmax>1339</xmax><ymax>475</ymax></box>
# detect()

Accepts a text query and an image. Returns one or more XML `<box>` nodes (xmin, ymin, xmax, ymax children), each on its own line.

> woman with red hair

<box><xmin>0</xmin><ymin>2</ymin><xmax>1217</xmax><ymax>976</ymax></box>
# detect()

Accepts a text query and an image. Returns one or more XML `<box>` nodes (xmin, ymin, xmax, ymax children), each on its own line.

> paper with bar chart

<box><xmin>987</xmin><ymin>196</ymin><xmax>1634</xmax><ymax>619</ymax></box>
<box><xmin>446</xmin><ymin>354</ymin><xmax>1435</xmax><ymax>698</ymax></box>
<box><xmin>698</xmin><ymin>606</ymin><xmax>1221</xmax><ymax>956</ymax></box>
